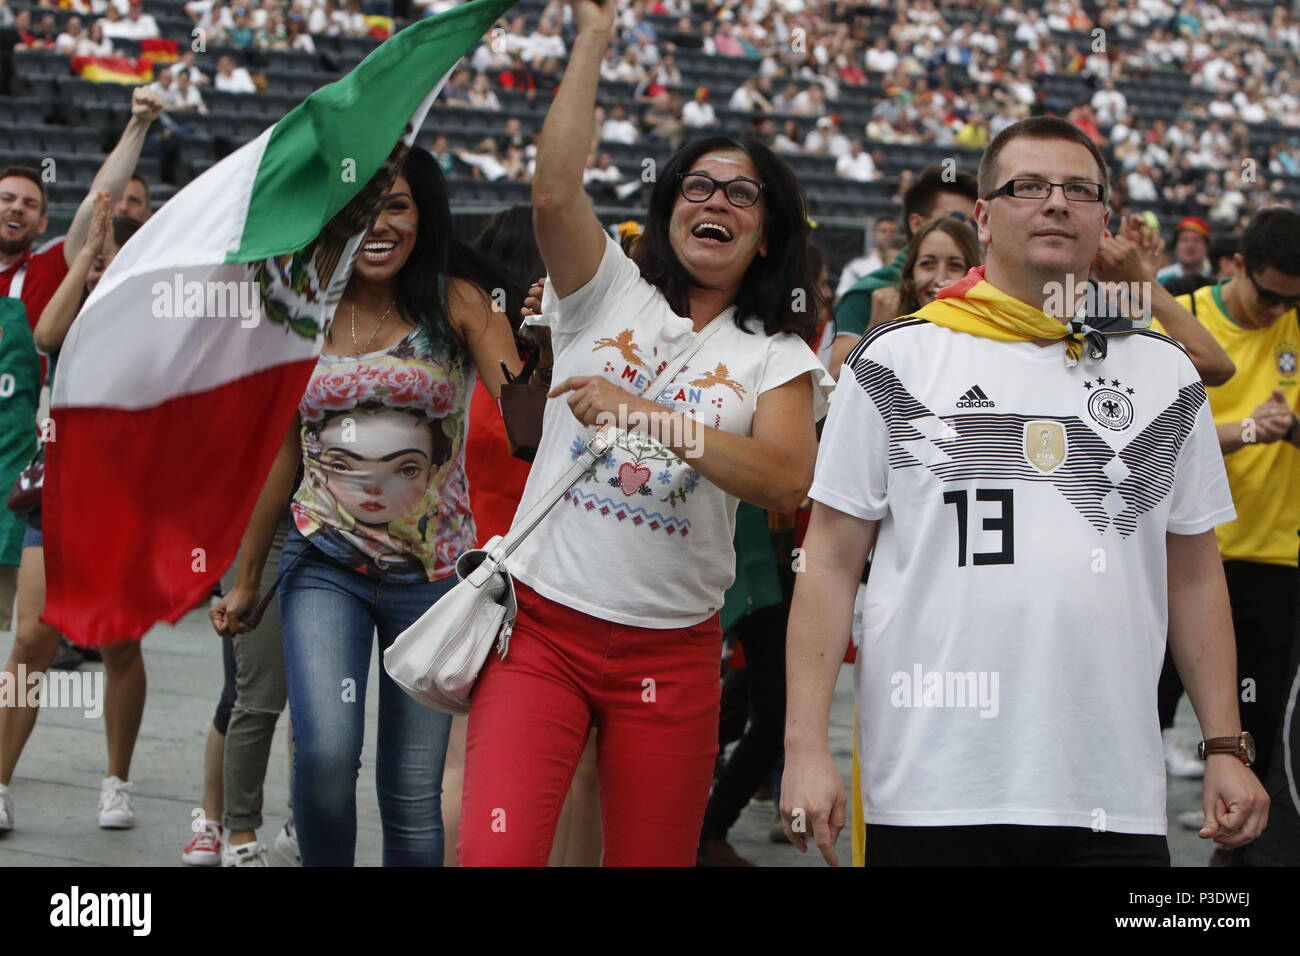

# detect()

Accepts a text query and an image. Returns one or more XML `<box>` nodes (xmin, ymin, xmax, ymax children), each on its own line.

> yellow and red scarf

<box><xmin>903</xmin><ymin>266</ymin><xmax>1100</xmax><ymax>364</ymax></box>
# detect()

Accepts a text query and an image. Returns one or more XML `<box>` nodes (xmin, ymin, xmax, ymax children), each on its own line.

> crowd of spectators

<box><xmin>430</xmin><ymin>0</ymin><xmax>1300</xmax><ymax>231</ymax></box>
<box><xmin>4</xmin><ymin>0</ymin><xmax>1300</xmax><ymax>231</ymax></box>
<box><xmin>5</xmin><ymin>0</ymin><xmax>394</xmax><ymax>67</ymax></box>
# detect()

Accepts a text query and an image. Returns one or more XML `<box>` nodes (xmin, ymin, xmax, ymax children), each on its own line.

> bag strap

<box><xmin>8</xmin><ymin>262</ymin><xmax>27</xmax><ymax>301</ymax></box>
<box><xmin>484</xmin><ymin>307</ymin><xmax>734</xmax><ymax>569</ymax></box>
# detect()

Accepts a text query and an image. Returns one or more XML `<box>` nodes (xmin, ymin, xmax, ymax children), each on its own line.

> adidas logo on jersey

<box><xmin>955</xmin><ymin>385</ymin><xmax>996</xmax><ymax>408</ymax></box>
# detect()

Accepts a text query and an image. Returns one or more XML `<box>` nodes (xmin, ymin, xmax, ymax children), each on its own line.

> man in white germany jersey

<box><xmin>781</xmin><ymin>116</ymin><xmax>1269</xmax><ymax>866</ymax></box>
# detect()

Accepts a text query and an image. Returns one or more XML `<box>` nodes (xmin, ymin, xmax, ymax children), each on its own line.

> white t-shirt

<box><xmin>865</xmin><ymin>47</ymin><xmax>899</xmax><ymax>72</ymax></box>
<box><xmin>114</xmin><ymin>14</ymin><xmax>160</xmax><ymax>39</ymax></box>
<box><xmin>601</xmin><ymin>117</ymin><xmax>639</xmax><ymax>144</ymax></box>
<box><xmin>835</xmin><ymin>252</ymin><xmax>882</xmax><ymax>297</ymax></box>
<box><xmin>812</xmin><ymin>318</ymin><xmax>1234</xmax><ymax>835</ymax></box>
<box><xmin>215</xmin><ymin>68</ymin><xmax>257</xmax><ymax>94</ymax></box>
<box><xmin>836</xmin><ymin>151</ymin><xmax>877</xmax><ymax>181</ymax></box>
<box><xmin>509</xmin><ymin>234</ymin><xmax>832</xmax><ymax>628</ymax></box>
<box><xmin>682</xmin><ymin>100</ymin><xmax>718</xmax><ymax>127</ymax></box>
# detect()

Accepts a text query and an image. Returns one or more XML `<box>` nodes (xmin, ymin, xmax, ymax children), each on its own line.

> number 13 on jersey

<box><xmin>942</xmin><ymin>489</ymin><xmax>1015</xmax><ymax>566</ymax></box>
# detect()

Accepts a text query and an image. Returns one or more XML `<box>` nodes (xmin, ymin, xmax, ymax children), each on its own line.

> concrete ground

<box><xmin>0</xmin><ymin>605</ymin><xmax>1208</xmax><ymax>867</ymax></box>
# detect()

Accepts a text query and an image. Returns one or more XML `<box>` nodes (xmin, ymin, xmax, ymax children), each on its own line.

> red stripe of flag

<box><xmin>43</xmin><ymin>359</ymin><xmax>315</xmax><ymax>646</ymax></box>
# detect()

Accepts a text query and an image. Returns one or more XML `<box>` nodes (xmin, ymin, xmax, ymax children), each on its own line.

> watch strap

<box><xmin>1199</xmin><ymin>734</ymin><xmax>1248</xmax><ymax>763</ymax></box>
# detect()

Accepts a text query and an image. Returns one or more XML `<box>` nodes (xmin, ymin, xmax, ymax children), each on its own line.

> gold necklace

<box><xmin>350</xmin><ymin>300</ymin><xmax>396</xmax><ymax>354</ymax></box>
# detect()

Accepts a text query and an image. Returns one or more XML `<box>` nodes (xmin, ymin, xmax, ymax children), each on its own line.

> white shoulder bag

<box><xmin>384</xmin><ymin>308</ymin><xmax>733</xmax><ymax>714</ymax></box>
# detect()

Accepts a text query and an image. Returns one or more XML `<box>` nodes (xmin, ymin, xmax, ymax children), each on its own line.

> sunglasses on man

<box><xmin>1245</xmin><ymin>271</ymin><xmax>1300</xmax><ymax>311</ymax></box>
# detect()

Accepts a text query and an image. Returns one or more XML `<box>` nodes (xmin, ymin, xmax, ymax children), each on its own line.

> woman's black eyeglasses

<box><xmin>677</xmin><ymin>173</ymin><xmax>765</xmax><ymax>208</ymax></box>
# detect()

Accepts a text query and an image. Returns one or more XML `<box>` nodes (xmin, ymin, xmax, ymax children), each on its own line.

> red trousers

<box><xmin>458</xmin><ymin>581</ymin><xmax>722</xmax><ymax>866</ymax></box>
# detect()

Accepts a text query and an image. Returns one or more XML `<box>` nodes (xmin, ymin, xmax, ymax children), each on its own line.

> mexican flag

<box><xmin>44</xmin><ymin>0</ymin><xmax>518</xmax><ymax>646</ymax></box>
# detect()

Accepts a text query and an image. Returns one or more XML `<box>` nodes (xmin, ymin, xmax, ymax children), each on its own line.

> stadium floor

<box><xmin>0</xmin><ymin>613</ymin><xmax>1209</xmax><ymax>867</ymax></box>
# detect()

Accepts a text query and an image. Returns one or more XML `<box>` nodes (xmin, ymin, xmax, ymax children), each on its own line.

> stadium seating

<box><xmin>3</xmin><ymin>0</ymin><xmax>1299</xmax><ymax>270</ymax></box>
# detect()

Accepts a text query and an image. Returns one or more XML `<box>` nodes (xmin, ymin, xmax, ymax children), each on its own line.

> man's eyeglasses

<box><xmin>677</xmin><ymin>173</ymin><xmax>765</xmax><ymax>208</ymax></box>
<box><xmin>990</xmin><ymin>179</ymin><xmax>1106</xmax><ymax>203</ymax></box>
<box><xmin>1246</xmin><ymin>271</ymin><xmax>1300</xmax><ymax>311</ymax></box>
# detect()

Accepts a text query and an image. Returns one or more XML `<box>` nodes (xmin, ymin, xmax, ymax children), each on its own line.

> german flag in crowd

<box><xmin>365</xmin><ymin>15</ymin><xmax>395</xmax><ymax>38</ymax></box>
<box><xmin>140</xmin><ymin>38</ymin><xmax>180</xmax><ymax>64</ymax></box>
<box><xmin>71</xmin><ymin>56</ymin><xmax>154</xmax><ymax>84</ymax></box>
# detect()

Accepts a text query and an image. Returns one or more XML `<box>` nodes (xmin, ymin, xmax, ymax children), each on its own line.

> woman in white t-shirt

<box><xmin>457</xmin><ymin>0</ymin><xmax>831</xmax><ymax>867</ymax></box>
<box><xmin>76</xmin><ymin>20</ymin><xmax>115</xmax><ymax>57</ymax></box>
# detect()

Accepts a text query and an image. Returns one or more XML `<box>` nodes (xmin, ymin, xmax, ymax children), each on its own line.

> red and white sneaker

<box><xmin>182</xmin><ymin>820</ymin><xmax>224</xmax><ymax>866</ymax></box>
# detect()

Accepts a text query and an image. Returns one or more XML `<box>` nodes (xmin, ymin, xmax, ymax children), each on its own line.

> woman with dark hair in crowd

<box><xmin>867</xmin><ymin>214</ymin><xmax>983</xmax><ymax>329</ymax></box>
<box><xmin>457</xmin><ymin>0</ymin><xmax>832</xmax><ymax>867</ymax></box>
<box><xmin>210</xmin><ymin>146</ymin><xmax>521</xmax><ymax>866</ymax></box>
<box><xmin>0</xmin><ymin>195</ymin><xmax>145</xmax><ymax>835</ymax></box>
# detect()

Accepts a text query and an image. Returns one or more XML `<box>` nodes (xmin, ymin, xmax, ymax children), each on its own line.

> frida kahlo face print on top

<box><xmin>292</xmin><ymin>328</ymin><xmax>474</xmax><ymax>583</ymax></box>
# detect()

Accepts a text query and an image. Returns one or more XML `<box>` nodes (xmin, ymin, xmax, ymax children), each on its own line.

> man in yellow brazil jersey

<box><xmin>1153</xmin><ymin>208</ymin><xmax>1300</xmax><ymax>859</ymax></box>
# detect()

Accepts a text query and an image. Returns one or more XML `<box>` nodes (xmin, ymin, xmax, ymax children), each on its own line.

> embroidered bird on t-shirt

<box><xmin>593</xmin><ymin>329</ymin><xmax>649</xmax><ymax>370</ymax></box>
<box><xmin>690</xmin><ymin>363</ymin><xmax>746</xmax><ymax>399</ymax></box>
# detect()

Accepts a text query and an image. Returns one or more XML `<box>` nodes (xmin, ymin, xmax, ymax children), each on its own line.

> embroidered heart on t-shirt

<box><xmin>617</xmin><ymin>462</ymin><xmax>652</xmax><ymax>496</ymax></box>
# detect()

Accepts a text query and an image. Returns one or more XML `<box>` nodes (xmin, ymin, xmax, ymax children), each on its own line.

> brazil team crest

<box><xmin>1024</xmin><ymin>421</ymin><xmax>1067</xmax><ymax>473</ymax></box>
<box><xmin>1276</xmin><ymin>342</ymin><xmax>1297</xmax><ymax>381</ymax></box>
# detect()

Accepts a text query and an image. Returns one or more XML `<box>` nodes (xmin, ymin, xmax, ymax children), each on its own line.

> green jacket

<box><xmin>0</xmin><ymin>298</ymin><xmax>39</xmax><ymax>566</ymax></box>
<box><xmin>720</xmin><ymin>501</ymin><xmax>783</xmax><ymax>633</ymax></box>
<box><xmin>833</xmin><ymin>245</ymin><xmax>908</xmax><ymax>338</ymax></box>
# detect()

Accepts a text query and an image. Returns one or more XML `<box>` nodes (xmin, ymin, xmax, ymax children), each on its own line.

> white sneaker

<box><xmin>0</xmin><ymin>784</ymin><xmax>13</xmax><ymax>833</ymax></box>
<box><xmin>1162</xmin><ymin>729</ymin><xmax>1205</xmax><ymax>778</ymax></box>
<box><xmin>182</xmin><ymin>820</ymin><xmax>224</xmax><ymax>866</ymax></box>
<box><xmin>1179</xmin><ymin>809</ymin><xmax>1207</xmax><ymax>831</ymax></box>
<box><xmin>274</xmin><ymin>818</ymin><xmax>301</xmax><ymax>866</ymax></box>
<box><xmin>223</xmin><ymin>839</ymin><xmax>269</xmax><ymax>867</ymax></box>
<box><xmin>97</xmin><ymin>776</ymin><xmax>135</xmax><ymax>829</ymax></box>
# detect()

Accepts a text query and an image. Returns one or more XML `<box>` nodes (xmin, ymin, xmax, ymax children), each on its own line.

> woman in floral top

<box><xmin>212</xmin><ymin>147</ymin><xmax>522</xmax><ymax>866</ymax></box>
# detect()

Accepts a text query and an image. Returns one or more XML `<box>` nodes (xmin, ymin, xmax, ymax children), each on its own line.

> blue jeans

<box><xmin>278</xmin><ymin>528</ymin><xmax>455</xmax><ymax>866</ymax></box>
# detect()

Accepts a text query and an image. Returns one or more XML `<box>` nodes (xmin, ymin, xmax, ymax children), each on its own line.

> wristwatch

<box><xmin>1197</xmin><ymin>732</ymin><xmax>1256</xmax><ymax>766</ymax></box>
<box><xmin>1285</xmin><ymin>413</ymin><xmax>1298</xmax><ymax>442</ymax></box>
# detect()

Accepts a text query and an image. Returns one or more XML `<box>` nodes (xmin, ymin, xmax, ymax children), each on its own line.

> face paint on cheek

<box><xmin>388</xmin><ymin>215</ymin><xmax>417</xmax><ymax>236</ymax></box>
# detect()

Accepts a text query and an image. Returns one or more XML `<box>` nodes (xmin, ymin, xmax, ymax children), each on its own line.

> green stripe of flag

<box><xmin>232</xmin><ymin>0</ymin><xmax>518</xmax><ymax>261</ymax></box>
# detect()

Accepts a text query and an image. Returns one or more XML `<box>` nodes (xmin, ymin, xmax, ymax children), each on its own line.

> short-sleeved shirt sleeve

<box><xmin>1167</xmin><ymin>385</ymin><xmax>1236</xmax><ymax>534</ymax></box>
<box><xmin>760</xmin><ymin>331</ymin><xmax>833</xmax><ymax>423</ymax></box>
<box><xmin>808</xmin><ymin>348</ymin><xmax>890</xmax><ymax>520</ymax></box>
<box><xmin>549</xmin><ymin>233</ymin><xmax>648</xmax><ymax>339</ymax></box>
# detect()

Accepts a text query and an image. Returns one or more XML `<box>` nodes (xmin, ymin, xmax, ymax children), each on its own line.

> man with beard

<box><xmin>0</xmin><ymin>86</ymin><xmax>163</xmax><ymax>326</ymax></box>
<box><xmin>0</xmin><ymin>86</ymin><xmax>163</xmax><ymax>668</ymax></box>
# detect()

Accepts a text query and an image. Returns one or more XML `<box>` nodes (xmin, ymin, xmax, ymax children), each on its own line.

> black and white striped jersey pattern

<box><xmin>851</xmin><ymin>355</ymin><xmax>1208</xmax><ymax>538</ymax></box>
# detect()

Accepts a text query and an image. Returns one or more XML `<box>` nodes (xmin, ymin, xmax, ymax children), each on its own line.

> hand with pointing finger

<box><xmin>779</xmin><ymin>747</ymin><xmax>847</xmax><ymax>866</ymax></box>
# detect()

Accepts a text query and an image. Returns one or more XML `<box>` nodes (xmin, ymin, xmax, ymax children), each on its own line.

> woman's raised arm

<box><xmin>532</xmin><ymin>0</ymin><xmax>617</xmax><ymax>299</ymax></box>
